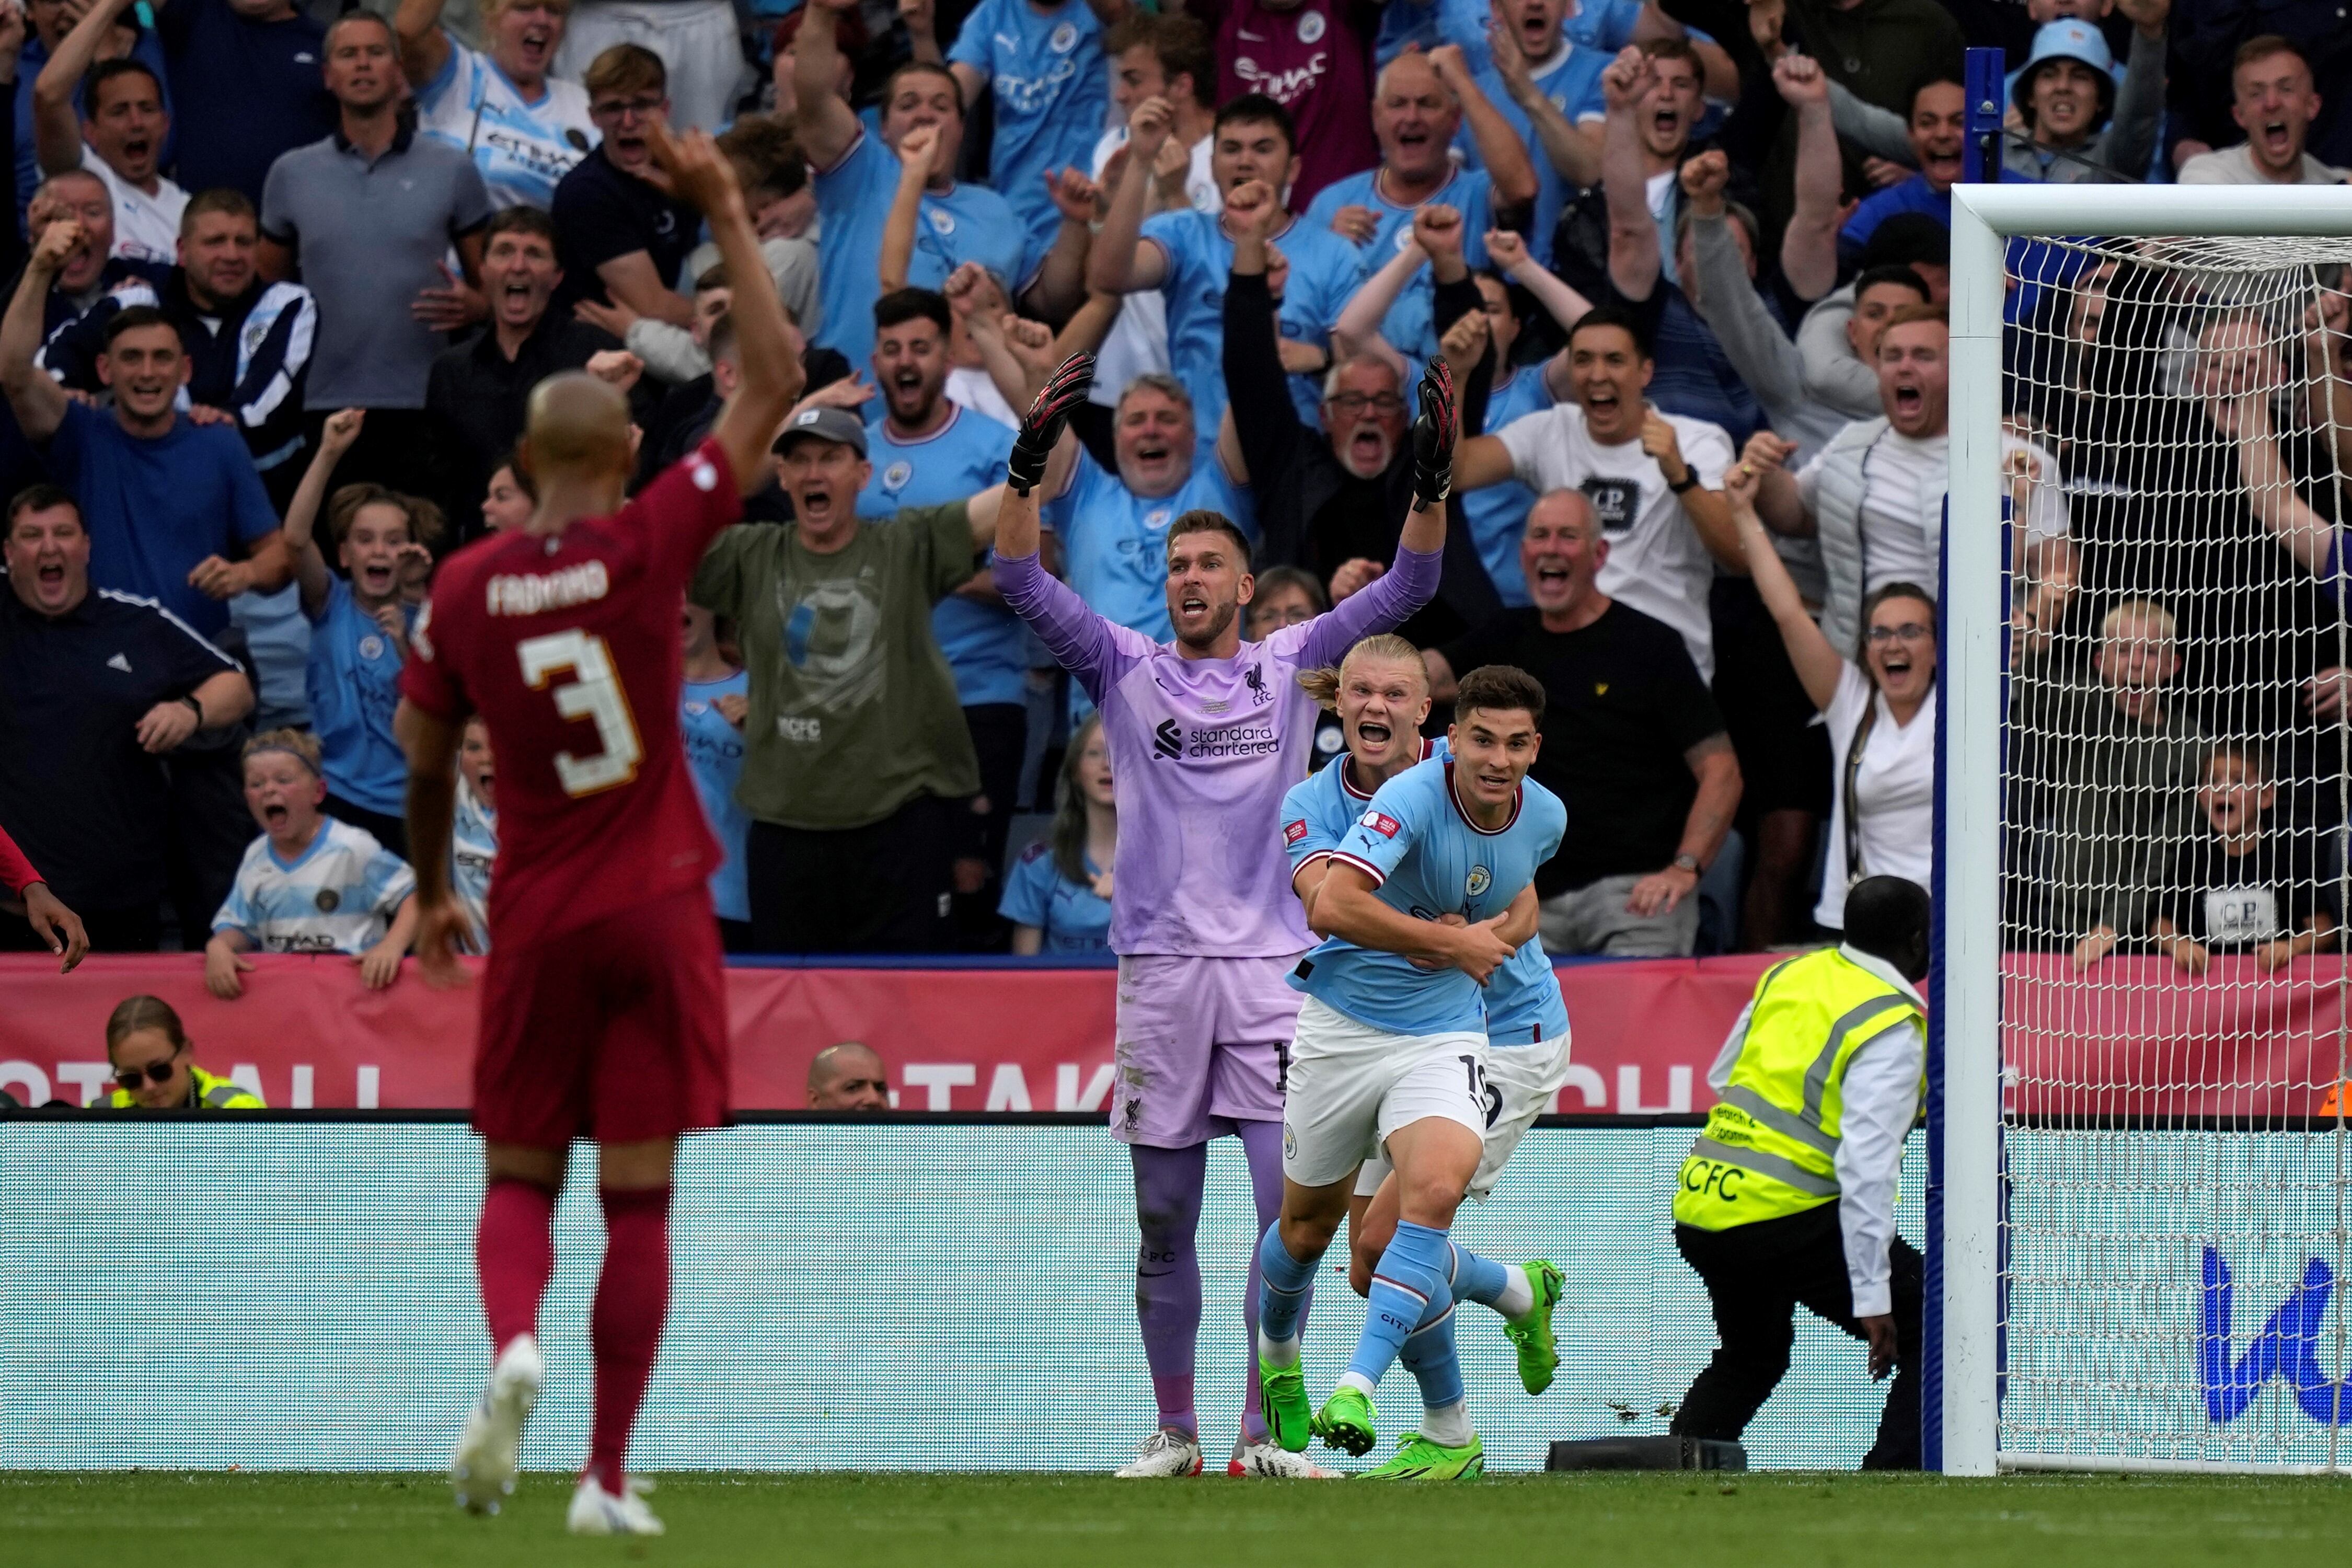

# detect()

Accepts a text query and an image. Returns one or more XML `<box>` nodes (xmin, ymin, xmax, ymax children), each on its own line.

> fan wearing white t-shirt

<box><xmin>1738</xmin><ymin>303</ymin><xmax>2068</xmax><ymax>659</ymax></box>
<box><xmin>1727</xmin><ymin>460</ymin><xmax>1937</xmax><ymax>933</ymax></box>
<box><xmin>1087</xmin><ymin>13</ymin><xmax>1221</xmax><ymax>406</ymax></box>
<box><xmin>31</xmin><ymin>13</ymin><xmax>188</xmax><ymax>269</ymax></box>
<box><xmin>1453</xmin><ymin>302</ymin><xmax>1736</xmax><ymax>680</ymax></box>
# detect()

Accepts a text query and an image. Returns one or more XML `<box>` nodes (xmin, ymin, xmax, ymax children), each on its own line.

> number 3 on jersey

<box><xmin>517</xmin><ymin>629</ymin><xmax>643</xmax><ymax>797</ymax></box>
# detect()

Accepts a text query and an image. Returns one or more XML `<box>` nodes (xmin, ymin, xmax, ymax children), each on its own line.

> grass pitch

<box><xmin>5</xmin><ymin>1470</ymin><xmax>2345</xmax><ymax>1567</ymax></box>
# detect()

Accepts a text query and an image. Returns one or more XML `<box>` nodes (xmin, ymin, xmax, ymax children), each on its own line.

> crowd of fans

<box><xmin>0</xmin><ymin>0</ymin><xmax>2347</xmax><ymax>991</ymax></box>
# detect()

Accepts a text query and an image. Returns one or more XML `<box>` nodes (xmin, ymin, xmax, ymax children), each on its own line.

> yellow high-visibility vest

<box><xmin>1673</xmin><ymin>947</ymin><xmax>1921</xmax><ymax>1230</ymax></box>
<box><xmin>88</xmin><ymin>1064</ymin><xmax>265</xmax><ymax>1111</ymax></box>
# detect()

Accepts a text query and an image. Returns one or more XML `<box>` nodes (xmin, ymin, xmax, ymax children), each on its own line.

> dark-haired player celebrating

<box><xmin>393</xmin><ymin>119</ymin><xmax>803</xmax><ymax>1537</ymax></box>
<box><xmin>995</xmin><ymin>350</ymin><xmax>1455</xmax><ymax>1478</ymax></box>
<box><xmin>1259</xmin><ymin>664</ymin><xmax>1567</xmax><ymax>1479</ymax></box>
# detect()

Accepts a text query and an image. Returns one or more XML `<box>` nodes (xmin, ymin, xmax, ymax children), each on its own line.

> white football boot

<box><xmin>1114</xmin><ymin>1428</ymin><xmax>1205</xmax><ymax>1477</ymax></box>
<box><xmin>451</xmin><ymin>1334</ymin><xmax>543</xmax><ymax>1515</ymax></box>
<box><xmin>568</xmin><ymin>1474</ymin><xmax>666</xmax><ymax>1536</ymax></box>
<box><xmin>1228</xmin><ymin>1440</ymin><xmax>1340</xmax><ymax>1478</ymax></box>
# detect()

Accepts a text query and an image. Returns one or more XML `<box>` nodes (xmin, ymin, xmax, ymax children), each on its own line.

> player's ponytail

<box><xmin>1295</xmin><ymin>634</ymin><xmax>1426</xmax><ymax>712</ymax></box>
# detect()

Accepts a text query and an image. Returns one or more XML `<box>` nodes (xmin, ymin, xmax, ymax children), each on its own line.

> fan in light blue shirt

<box><xmin>1139</xmin><ymin>204</ymin><xmax>1358</xmax><ymax>433</ymax></box>
<box><xmin>945</xmin><ymin>0</ymin><xmax>1108</xmax><ymax>258</ymax></box>
<box><xmin>863</xmin><ymin>402</ymin><xmax>1022</xmax><ymax>705</ymax></box>
<box><xmin>1043</xmin><ymin>409</ymin><xmax>1252</xmax><ymax>648</ymax></box>
<box><xmin>681</xmin><ymin>650</ymin><xmax>752</xmax><ymax>927</ymax></box>
<box><xmin>1306</xmin><ymin>165</ymin><xmax>1494</xmax><ymax>360</ymax></box>
<box><xmin>810</xmin><ymin>128</ymin><xmax>1033</xmax><ymax>364</ymax></box>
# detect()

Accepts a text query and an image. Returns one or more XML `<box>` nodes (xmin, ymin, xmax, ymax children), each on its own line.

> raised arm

<box><xmin>1331</xmin><ymin>223</ymin><xmax>1428</xmax><ymax>367</ymax></box>
<box><xmin>1680</xmin><ymin>155</ymin><xmax>1804</xmax><ymax>412</ymax></box>
<box><xmin>1086</xmin><ymin>97</ymin><xmax>1175</xmax><ymax>296</ymax></box>
<box><xmin>1726</xmin><ymin>457</ymin><xmax>1840</xmax><ymax>709</ymax></box>
<box><xmin>1221</xmin><ymin>179</ymin><xmax>1308</xmax><ymax>495</ymax></box>
<box><xmin>879</xmin><ymin>123</ymin><xmax>937</xmax><ymax>293</ymax></box>
<box><xmin>1025</xmin><ymin>167</ymin><xmax>1099</xmax><ymax>321</ymax></box>
<box><xmin>1774</xmin><ymin>54</ymin><xmax>1839</xmax><ymax>302</ymax></box>
<box><xmin>1</xmin><ymin>220</ymin><xmax>74</xmax><ymax>442</ymax></box>
<box><xmin>1429</xmin><ymin>44</ymin><xmax>1536</xmax><ymax>210</ymax></box>
<box><xmin>2102</xmin><ymin>0</ymin><xmax>2169</xmax><ymax>179</ymax></box>
<box><xmin>391</xmin><ymin>0</ymin><xmax>454</xmax><ymax>100</ymax></box>
<box><xmin>1489</xmin><ymin>18</ymin><xmax>1599</xmax><ymax>188</ymax></box>
<box><xmin>1737</xmin><ymin>429</ymin><xmax>1809</xmax><ymax>538</ymax></box>
<box><xmin>2228</xmin><ymin>390</ymin><xmax>2338</xmax><ymax>580</ymax></box>
<box><xmin>1484</xmin><ymin>228</ymin><xmax>1588</xmax><ymax>400</ymax></box>
<box><xmin>652</xmin><ymin>123</ymin><xmax>804</xmax><ymax>495</ymax></box>
<box><xmin>1826</xmin><ymin>79</ymin><xmax>1913</xmax><ymax>165</ymax></box>
<box><xmin>1599</xmin><ymin>47</ymin><xmax>1661</xmax><ymax>301</ymax></box>
<box><xmin>32</xmin><ymin>0</ymin><xmax>128</xmax><ymax>177</ymax></box>
<box><xmin>283</xmin><ymin>408</ymin><xmax>366</xmax><ymax>617</ymax></box>
<box><xmin>791</xmin><ymin>0</ymin><xmax>864</xmax><ymax>171</ymax></box>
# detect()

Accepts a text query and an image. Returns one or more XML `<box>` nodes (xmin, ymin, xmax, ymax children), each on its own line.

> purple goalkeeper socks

<box><xmin>1128</xmin><ymin>1126</ymin><xmax>1292</xmax><ymax>1444</ymax></box>
<box><xmin>1130</xmin><ymin>1142</ymin><xmax>1206</xmax><ymax>1437</ymax></box>
<box><xmin>1235</xmin><ymin>1119</ymin><xmax>1288</xmax><ymax>1445</ymax></box>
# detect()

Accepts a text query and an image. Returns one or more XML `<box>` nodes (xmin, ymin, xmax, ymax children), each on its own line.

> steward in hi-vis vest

<box><xmin>1666</xmin><ymin>875</ymin><xmax>1930</xmax><ymax>1470</ymax></box>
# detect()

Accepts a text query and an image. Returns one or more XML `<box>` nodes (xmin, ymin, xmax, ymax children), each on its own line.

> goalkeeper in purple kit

<box><xmin>996</xmin><ymin>352</ymin><xmax>1461</xmax><ymax>1478</ymax></box>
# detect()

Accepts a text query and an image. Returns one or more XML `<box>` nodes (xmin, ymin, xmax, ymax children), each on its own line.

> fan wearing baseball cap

<box><xmin>2002</xmin><ymin>0</ymin><xmax>2170</xmax><ymax>184</ymax></box>
<box><xmin>684</xmin><ymin>387</ymin><xmax>1073</xmax><ymax>953</ymax></box>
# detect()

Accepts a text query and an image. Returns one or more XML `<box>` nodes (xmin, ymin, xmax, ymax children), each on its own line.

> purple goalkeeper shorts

<box><xmin>1110</xmin><ymin>954</ymin><xmax>1301</xmax><ymax>1147</ymax></box>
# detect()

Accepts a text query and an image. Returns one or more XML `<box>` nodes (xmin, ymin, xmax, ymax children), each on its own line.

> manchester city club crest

<box><xmin>1049</xmin><ymin>19</ymin><xmax>1078</xmax><ymax>52</ymax></box>
<box><xmin>1466</xmin><ymin>866</ymin><xmax>1492</xmax><ymax>898</ymax></box>
<box><xmin>315</xmin><ymin>888</ymin><xmax>341</xmax><ymax>913</ymax></box>
<box><xmin>1297</xmin><ymin>8</ymin><xmax>1325</xmax><ymax>42</ymax></box>
<box><xmin>358</xmin><ymin>635</ymin><xmax>385</xmax><ymax>661</ymax></box>
<box><xmin>927</xmin><ymin>207</ymin><xmax>957</xmax><ymax>236</ymax></box>
<box><xmin>883</xmin><ymin>459</ymin><xmax>913</xmax><ymax>493</ymax></box>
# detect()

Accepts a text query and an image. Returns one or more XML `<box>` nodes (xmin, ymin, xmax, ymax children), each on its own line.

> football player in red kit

<box><xmin>393</xmin><ymin>120</ymin><xmax>803</xmax><ymax>1537</ymax></box>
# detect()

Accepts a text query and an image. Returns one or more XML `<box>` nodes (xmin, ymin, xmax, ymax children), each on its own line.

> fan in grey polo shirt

<box><xmin>258</xmin><ymin>11</ymin><xmax>491</xmax><ymax>427</ymax></box>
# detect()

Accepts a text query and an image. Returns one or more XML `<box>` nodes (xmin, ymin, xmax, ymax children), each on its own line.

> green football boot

<box><xmin>1501</xmin><ymin>1260</ymin><xmax>1565</xmax><ymax>1396</ymax></box>
<box><xmin>1357</xmin><ymin>1431</ymin><xmax>1485</xmax><ymax>1481</ymax></box>
<box><xmin>1259</xmin><ymin>1354</ymin><xmax>1313</xmax><ymax>1453</ymax></box>
<box><xmin>1311</xmin><ymin>1385</ymin><xmax>1378</xmax><ymax>1457</ymax></box>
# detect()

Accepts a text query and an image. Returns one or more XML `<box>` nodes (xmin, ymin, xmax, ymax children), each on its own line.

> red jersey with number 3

<box><xmin>400</xmin><ymin>440</ymin><xmax>741</xmax><ymax>948</ymax></box>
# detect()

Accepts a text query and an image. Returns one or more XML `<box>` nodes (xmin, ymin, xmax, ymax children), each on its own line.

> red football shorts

<box><xmin>473</xmin><ymin>884</ymin><xmax>731</xmax><ymax>1147</ymax></box>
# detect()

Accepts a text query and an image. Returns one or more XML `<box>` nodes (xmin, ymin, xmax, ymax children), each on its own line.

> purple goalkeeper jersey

<box><xmin>998</xmin><ymin>542</ymin><xmax>1441</xmax><ymax>957</ymax></box>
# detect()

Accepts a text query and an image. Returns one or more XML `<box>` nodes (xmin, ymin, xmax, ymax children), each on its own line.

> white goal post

<box><xmin>1942</xmin><ymin>182</ymin><xmax>2352</xmax><ymax>1477</ymax></box>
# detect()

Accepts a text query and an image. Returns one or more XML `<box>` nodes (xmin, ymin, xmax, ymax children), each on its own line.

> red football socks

<box><xmin>476</xmin><ymin>1177</ymin><xmax>557</xmax><ymax>1353</ymax></box>
<box><xmin>585</xmin><ymin>1184</ymin><xmax>673</xmax><ymax>1494</ymax></box>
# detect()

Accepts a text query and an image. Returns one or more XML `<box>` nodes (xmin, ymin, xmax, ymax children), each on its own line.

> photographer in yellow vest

<box><xmin>1668</xmin><ymin>875</ymin><xmax>1929</xmax><ymax>1468</ymax></box>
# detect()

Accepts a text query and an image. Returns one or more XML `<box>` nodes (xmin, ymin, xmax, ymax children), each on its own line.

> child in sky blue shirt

<box><xmin>280</xmin><ymin>409</ymin><xmax>436</xmax><ymax>852</ymax></box>
<box><xmin>1000</xmin><ymin>713</ymin><xmax>1115</xmax><ymax>954</ymax></box>
<box><xmin>681</xmin><ymin>604</ymin><xmax>754</xmax><ymax>942</ymax></box>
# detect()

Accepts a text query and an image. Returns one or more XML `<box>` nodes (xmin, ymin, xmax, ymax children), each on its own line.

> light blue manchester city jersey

<box><xmin>1288</xmin><ymin>757</ymin><xmax>1565</xmax><ymax>1035</ymax></box>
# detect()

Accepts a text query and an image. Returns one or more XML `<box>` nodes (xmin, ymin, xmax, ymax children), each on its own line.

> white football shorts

<box><xmin>1354</xmin><ymin>1030</ymin><xmax>1572</xmax><ymax>1201</ymax></box>
<box><xmin>1281</xmin><ymin>995</ymin><xmax>1490</xmax><ymax>1189</ymax></box>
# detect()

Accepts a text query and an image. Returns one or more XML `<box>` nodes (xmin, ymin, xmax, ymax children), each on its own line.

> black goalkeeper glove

<box><xmin>1411</xmin><ymin>354</ymin><xmax>1456</xmax><ymax>509</ymax></box>
<box><xmin>1009</xmin><ymin>353</ymin><xmax>1096</xmax><ymax>496</ymax></box>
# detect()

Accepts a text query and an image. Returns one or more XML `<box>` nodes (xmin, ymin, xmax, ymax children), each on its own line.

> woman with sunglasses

<box><xmin>1726</xmin><ymin>459</ymin><xmax>1938</xmax><ymax>937</ymax></box>
<box><xmin>86</xmin><ymin>995</ymin><xmax>263</xmax><ymax>1110</ymax></box>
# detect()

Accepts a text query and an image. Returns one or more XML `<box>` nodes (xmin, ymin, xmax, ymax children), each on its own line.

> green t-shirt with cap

<box><xmin>690</xmin><ymin>502</ymin><xmax>982</xmax><ymax>831</ymax></box>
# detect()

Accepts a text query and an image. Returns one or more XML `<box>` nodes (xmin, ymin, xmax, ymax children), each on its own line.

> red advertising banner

<box><xmin>4</xmin><ymin>952</ymin><xmax>2337</xmax><ymax>1116</ymax></box>
<box><xmin>0</xmin><ymin>953</ymin><xmax>1772</xmax><ymax>1113</ymax></box>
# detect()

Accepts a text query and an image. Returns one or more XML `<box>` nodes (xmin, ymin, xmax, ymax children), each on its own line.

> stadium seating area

<box><xmin>0</xmin><ymin>0</ymin><xmax>2345</xmax><ymax>978</ymax></box>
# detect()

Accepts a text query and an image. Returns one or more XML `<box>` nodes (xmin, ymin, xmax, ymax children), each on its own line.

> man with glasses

<box><xmin>260</xmin><ymin>9</ymin><xmax>493</xmax><ymax>491</ymax></box>
<box><xmin>1219</xmin><ymin>182</ymin><xmax>1502</xmax><ymax>652</ymax></box>
<box><xmin>550</xmin><ymin>44</ymin><xmax>697</xmax><ymax>329</ymax></box>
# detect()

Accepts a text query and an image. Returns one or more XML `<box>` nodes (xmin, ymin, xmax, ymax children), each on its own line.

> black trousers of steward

<box><xmin>1667</xmin><ymin>1203</ymin><xmax>1923</xmax><ymax>1469</ymax></box>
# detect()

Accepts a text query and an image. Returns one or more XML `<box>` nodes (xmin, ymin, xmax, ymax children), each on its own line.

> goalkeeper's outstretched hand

<box><xmin>1411</xmin><ymin>355</ymin><xmax>1456</xmax><ymax>508</ymax></box>
<box><xmin>1009</xmin><ymin>353</ymin><xmax>1096</xmax><ymax>495</ymax></box>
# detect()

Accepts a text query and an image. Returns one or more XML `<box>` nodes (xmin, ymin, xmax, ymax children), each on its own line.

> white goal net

<box><xmin>1990</xmin><ymin>225</ymin><xmax>2352</xmax><ymax>1470</ymax></box>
